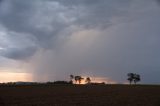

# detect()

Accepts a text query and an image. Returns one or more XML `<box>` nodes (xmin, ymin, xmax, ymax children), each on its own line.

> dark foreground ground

<box><xmin>0</xmin><ymin>84</ymin><xmax>160</xmax><ymax>106</ymax></box>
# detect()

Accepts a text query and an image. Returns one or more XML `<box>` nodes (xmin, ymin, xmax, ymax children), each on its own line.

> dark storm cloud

<box><xmin>0</xmin><ymin>0</ymin><xmax>160</xmax><ymax>84</ymax></box>
<box><xmin>55</xmin><ymin>0</ymin><xmax>132</xmax><ymax>29</ymax></box>
<box><xmin>0</xmin><ymin>0</ymin><xmax>3</xmax><ymax>4</ymax></box>
<box><xmin>0</xmin><ymin>0</ymin><xmax>132</xmax><ymax>48</ymax></box>
<box><xmin>0</xmin><ymin>0</ymin><xmax>68</xmax><ymax>48</ymax></box>
<box><xmin>0</xmin><ymin>48</ymin><xmax>35</xmax><ymax>60</ymax></box>
<box><xmin>156</xmin><ymin>0</ymin><xmax>160</xmax><ymax>4</ymax></box>
<box><xmin>0</xmin><ymin>47</ymin><xmax>37</xmax><ymax>60</ymax></box>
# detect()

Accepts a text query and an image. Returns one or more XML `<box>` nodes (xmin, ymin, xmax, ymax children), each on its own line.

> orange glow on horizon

<box><xmin>0</xmin><ymin>72</ymin><xmax>32</xmax><ymax>83</ymax></box>
<box><xmin>73</xmin><ymin>76</ymin><xmax>117</xmax><ymax>84</ymax></box>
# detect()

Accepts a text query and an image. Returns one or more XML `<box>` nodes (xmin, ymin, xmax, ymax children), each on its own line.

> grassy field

<box><xmin>0</xmin><ymin>84</ymin><xmax>160</xmax><ymax>106</ymax></box>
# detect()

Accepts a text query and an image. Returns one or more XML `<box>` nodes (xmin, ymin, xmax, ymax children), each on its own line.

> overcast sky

<box><xmin>0</xmin><ymin>0</ymin><xmax>160</xmax><ymax>84</ymax></box>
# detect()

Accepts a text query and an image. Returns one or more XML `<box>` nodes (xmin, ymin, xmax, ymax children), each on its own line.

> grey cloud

<box><xmin>0</xmin><ymin>0</ymin><xmax>135</xmax><ymax>49</ymax></box>
<box><xmin>0</xmin><ymin>0</ymin><xmax>3</xmax><ymax>4</ymax></box>
<box><xmin>0</xmin><ymin>0</ymin><xmax>63</xmax><ymax>48</ymax></box>
<box><xmin>156</xmin><ymin>0</ymin><xmax>160</xmax><ymax>4</ymax></box>
<box><xmin>0</xmin><ymin>47</ymin><xmax>37</xmax><ymax>60</ymax></box>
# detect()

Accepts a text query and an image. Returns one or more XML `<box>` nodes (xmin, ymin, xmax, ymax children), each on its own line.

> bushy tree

<box><xmin>75</xmin><ymin>76</ymin><xmax>84</xmax><ymax>84</ymax></box>
<box><xmin>127</xmin><ymin>73</ymin><xmax>141</xmax><ymax>84</ymax></box>
<box><xmin>127</xmin><ymin>73</ymin><xmax>134</xmax><ymax>84</ymax></box>
<box><xmin>85</xmin><ymin>77</ymin><xmax>91</xmax><ymax>84</ymax></box>
<box><xmin>133</xmin><ymin>74</ymin><xmax>141</xmax><ymax>84</ymax></box>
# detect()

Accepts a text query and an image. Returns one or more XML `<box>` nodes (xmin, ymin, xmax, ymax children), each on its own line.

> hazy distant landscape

<box><xmin>0</xmin><ymin>0</ymin><xmax>160</xmax><ymax>106</ymax></box>
<box><xmin>0</xmin><ymin>84</ymin><xmax>160</xmax><ymax>106</ymax></box>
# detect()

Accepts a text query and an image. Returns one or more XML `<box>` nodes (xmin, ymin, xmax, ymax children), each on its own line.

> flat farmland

<box><xmin>0</xmin><ymin>85</ymin><xmax>160</xmax><ymax>106</ymax></box>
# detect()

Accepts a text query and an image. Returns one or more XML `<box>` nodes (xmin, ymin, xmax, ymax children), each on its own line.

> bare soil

<box><xmin>0</xmin><ymin>85</ymin><xmax>160</xmax><ymax>106</ymax></box>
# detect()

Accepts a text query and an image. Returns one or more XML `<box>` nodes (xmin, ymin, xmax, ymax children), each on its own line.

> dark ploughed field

<box><xmin>0</xmin><ymin>85</ymin><xmax>160</xmax><ymax>106</ymax></box>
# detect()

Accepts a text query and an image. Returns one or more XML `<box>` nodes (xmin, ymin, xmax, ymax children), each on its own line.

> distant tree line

<box><xmin>70</xmin><ymin>75</ymin><xmax>91</xmax><ymax>84</ymax></box>
<box><xmin>0</xmin><ymin>73</ymin><xmax>141</xmax><ymax>86</ymax></box>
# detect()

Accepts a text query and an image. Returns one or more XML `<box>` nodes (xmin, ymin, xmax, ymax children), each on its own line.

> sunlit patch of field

<box><xmin>0</xmin><ymin>85</ymin><xmax>160</xmax><ymax>106</ymax></box>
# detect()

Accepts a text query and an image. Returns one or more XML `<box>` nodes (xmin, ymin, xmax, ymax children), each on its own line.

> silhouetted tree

<box><xmin>85</xmin><ymin>77</ymin><xmax>91</xmax><ymax>84</ymax></box>
<box><xmin>74</xmin><ymin>76</ymin><xmax>79</xmax><ymax>83</ymax></box>
<box><xmin>127</xmin><ymin>73</ymin><xmax>141</xmax><ymax>84</ymax></box>
<box><xmin>70</xmin><ymin>74</ymin><xmax>74</xmax><ymax>84</ymax></box>
<box><xmin>133</xmin><ymin>74</ymin><xmax>141</xmax><ymax>84</ymax></box>
<box><xmin>75</xmin><ymin>76</ymin><xmax>84</xmax><ymax>84</ymax></box>
<box><xmin>127</xmin><ymin>73</ymin><xmax>134</xmax><ymax>84</ymax></box>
